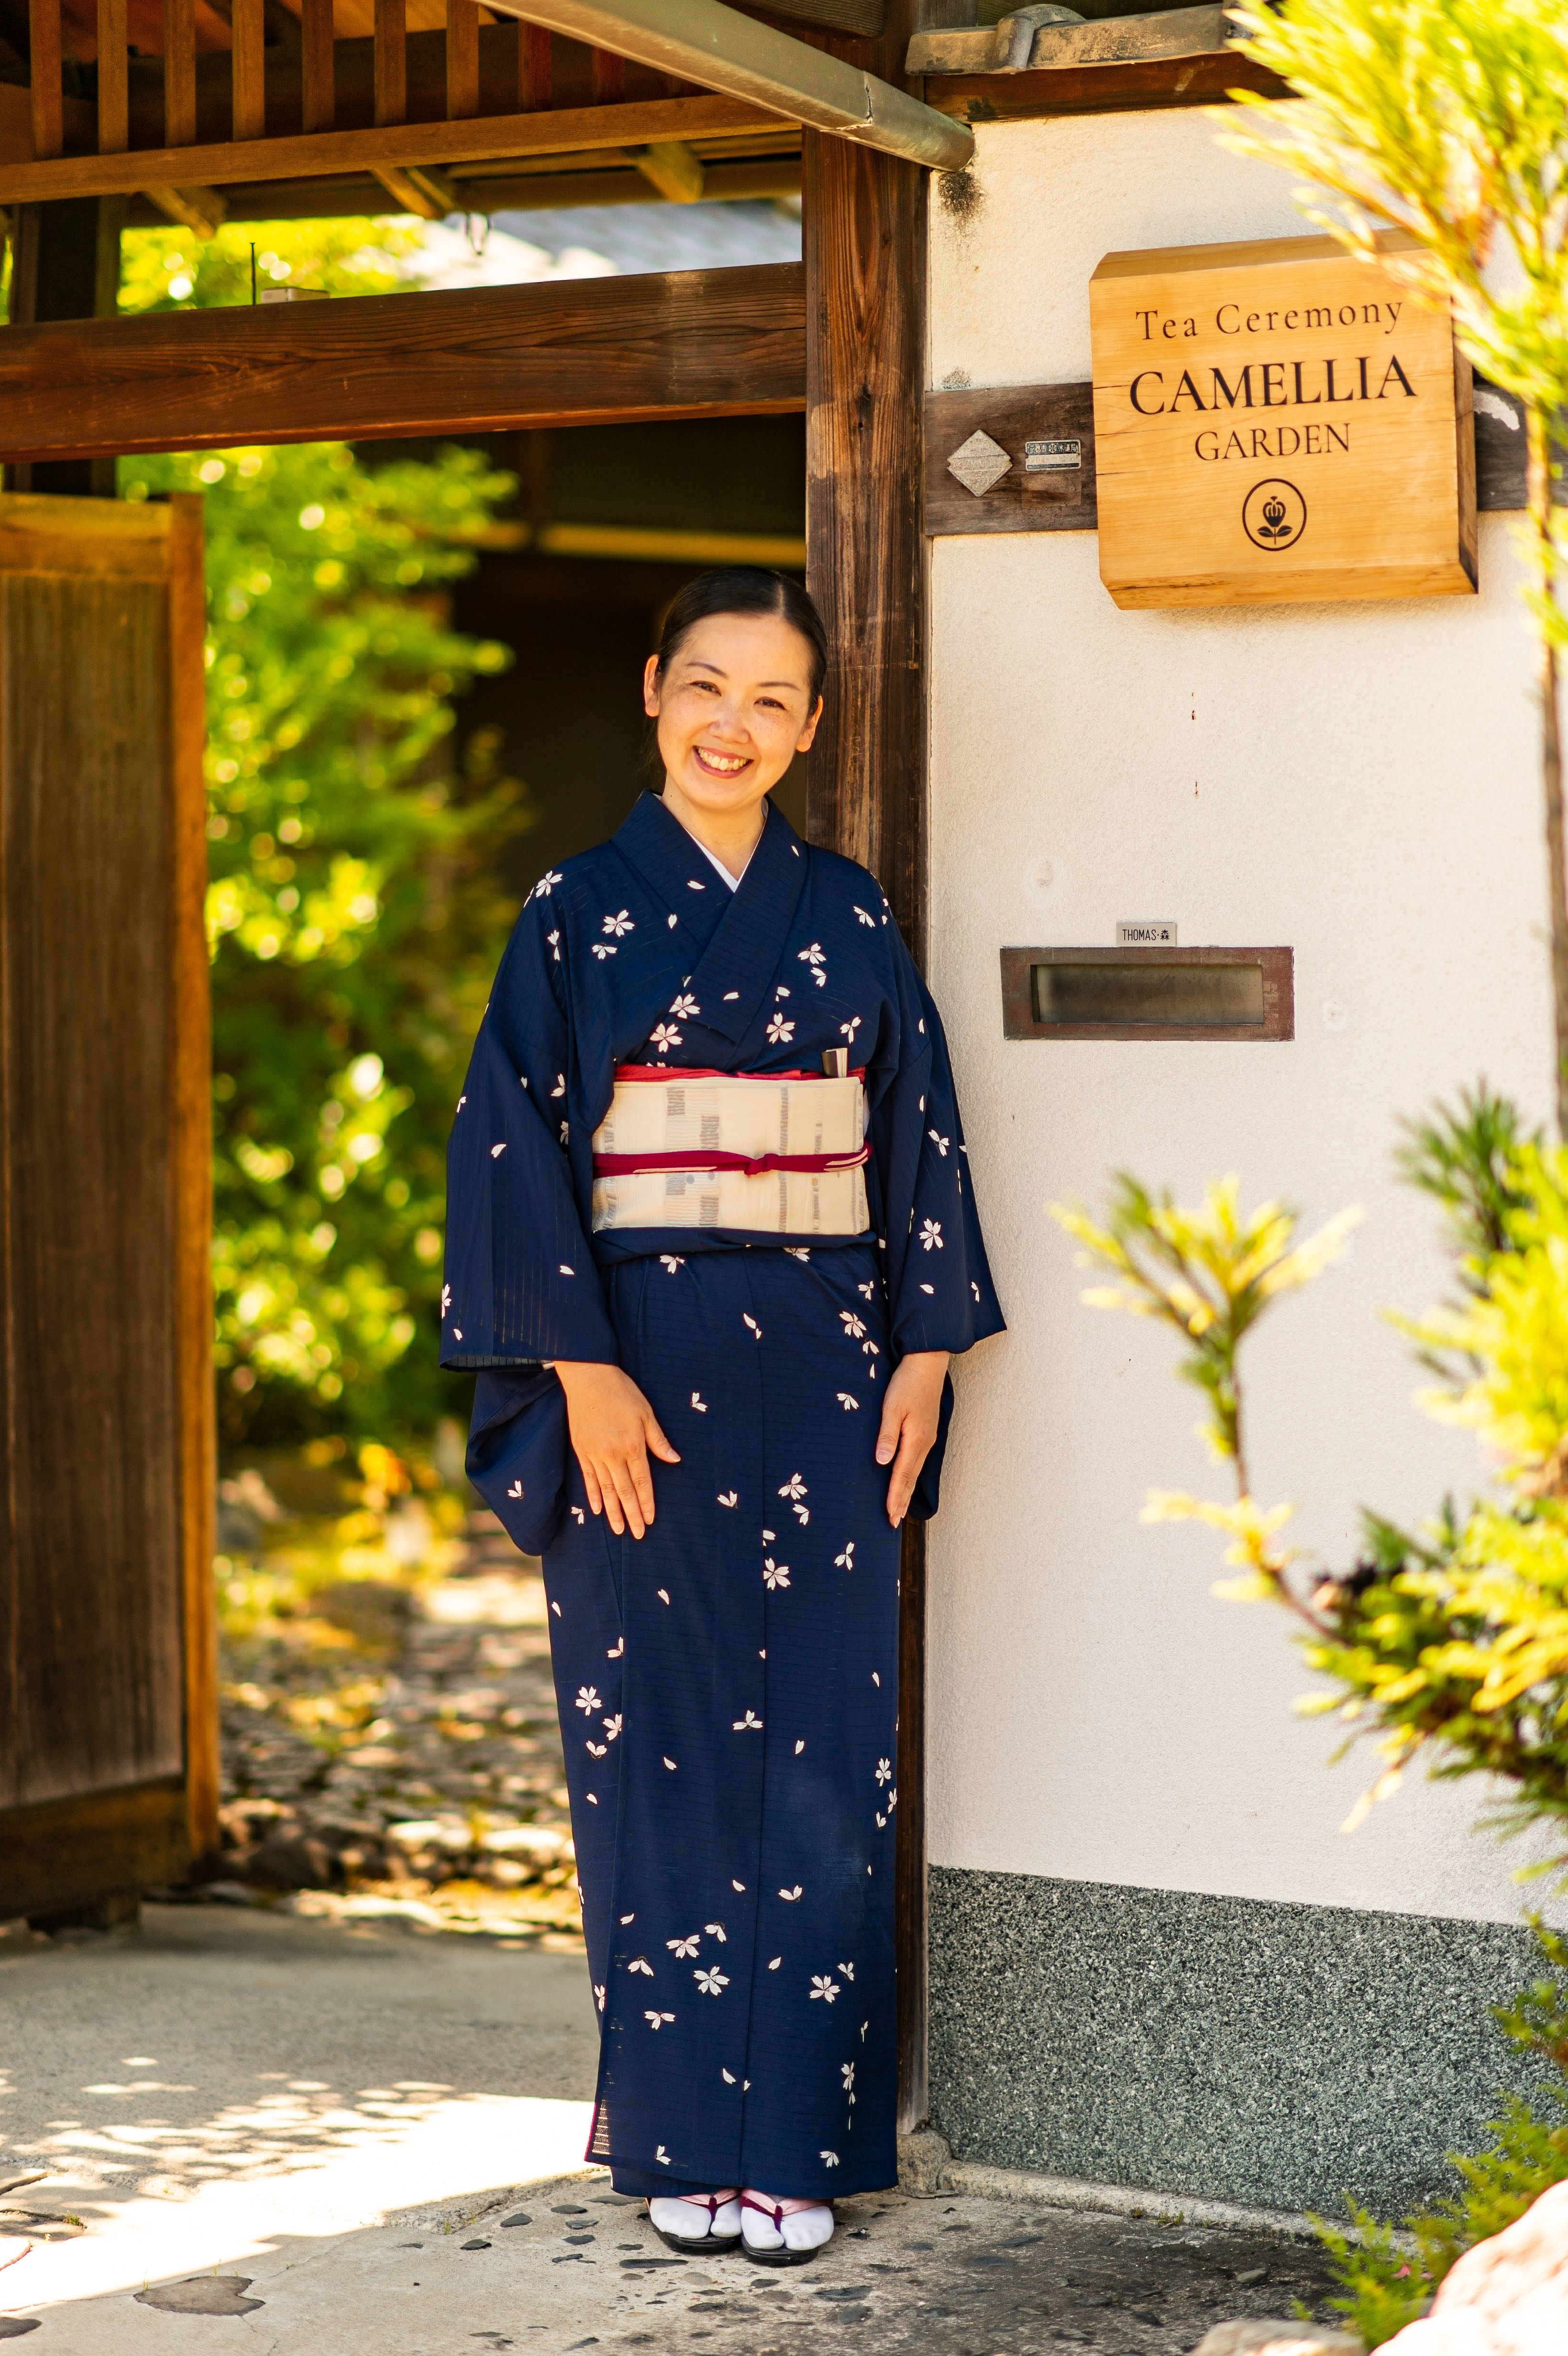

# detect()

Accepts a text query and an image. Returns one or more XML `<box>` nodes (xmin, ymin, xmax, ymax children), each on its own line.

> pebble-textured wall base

<box><xmin>929</xmin><ymin>1867</ymin><xmax>1548</xmax><ymax>2219</ymax></box>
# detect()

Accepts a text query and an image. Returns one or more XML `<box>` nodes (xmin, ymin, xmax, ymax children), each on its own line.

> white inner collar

<box><xmin>695</xmin><ymin>837</ymin><xmax>746</xmax><ymax>892</ymax></box>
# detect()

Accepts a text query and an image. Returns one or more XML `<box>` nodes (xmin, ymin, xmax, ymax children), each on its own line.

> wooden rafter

<box><xmin>0</xmin><ymin>261</ymin><xmax>806</xmax><ymax>462</ymax></box>
<box><xmin>231</xmin><ymin>0</ymin><xmax>267</xmax><ymax>141</ymax></box>
<box><xmin>28</xmin><ymin>0</ymin><xmax>65</xmax><ymax>160</ymax></box>
<box><xmin>96</xmin><ymin>0</ymin><xmax>129</xmax><ymax>153</ymax></box>
<box><xmin>0</xmin><ymin>88</ymin><xmax>786</xmax><ymax>205</ymax></box>
<box><xmin>125</xmin><ymin>148</ymin><xmax>799</xmax><ymax>226</ymax></box>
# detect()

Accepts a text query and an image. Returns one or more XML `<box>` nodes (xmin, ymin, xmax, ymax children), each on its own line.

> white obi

<box><xmin>590</xmin><ymin>1067</ymin><xmax>870</xmax><ymax>1236</ymax></box>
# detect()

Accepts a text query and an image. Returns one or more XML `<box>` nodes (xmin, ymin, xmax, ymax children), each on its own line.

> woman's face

<box><xmin>643</xmin><ymin>609</ymin><xmax>822</xmax><ymax>822</ymax></box>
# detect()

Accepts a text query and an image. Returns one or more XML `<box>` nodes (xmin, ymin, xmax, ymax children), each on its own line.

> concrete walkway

<box><xmin>0</xmin><ymin>1903</ymin><xmax>1343</xmax><ymax>2352</ymax></box>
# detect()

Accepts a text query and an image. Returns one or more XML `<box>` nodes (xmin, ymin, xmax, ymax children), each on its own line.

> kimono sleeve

<box><xmin>440</xmin><ymin>894</ymin><xmax>619</xmax><ymax>1369</ymax></box>
<box><xmin>873</xmin><ymin>930</ymin><xmax>1005</xmax><ymax>1363</ymax></box>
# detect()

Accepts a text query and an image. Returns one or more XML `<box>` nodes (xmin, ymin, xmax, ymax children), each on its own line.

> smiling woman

<box><xmin>440</xmin><ymin>567</ymin><xmax>1004</xmax><ymax>2268</ymax></box>
<box><xmin>641</xmin><ymin>571</ymin><xmax>827</xmax><ymax>884</ymax></box>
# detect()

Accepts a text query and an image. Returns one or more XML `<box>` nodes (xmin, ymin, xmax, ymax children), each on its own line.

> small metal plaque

<box><xmin>1025</xmin><ymin>437</ymin><xmax>1082</xmax><ymax>472</ymax></box>
<box><xmin>947</xmin><ymin>429</ymin><xmax>1012</xmax><ymax>498</ymax></box>
<box><xmin>1116</xmin><ymin>919</ymin><xmax>1177</xmax><ymax>946</ymax></box>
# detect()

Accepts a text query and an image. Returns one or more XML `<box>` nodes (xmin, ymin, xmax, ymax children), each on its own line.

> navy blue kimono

<box><xmin>442</xmin><ymin>791</ymin><xmax>1002</xmax><ymax>2199</ymax></box>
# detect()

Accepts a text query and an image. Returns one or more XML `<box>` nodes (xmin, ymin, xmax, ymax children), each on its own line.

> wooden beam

<box><xmin>300</xmin><ymin>0</ymin><xmax>336</xmax><ymax>134</ymax></box>
<box><xmin>374</xmin><ymin>0</ymin><xmax>408</xmax><ymax>125</ymax></box>
<box><xmin>802</xmin><ymin>0</ymin><xmax>929</xmax><ymax>2136</ymax></box>
<box><xmin>633</xmin><ymin>137</ymin><xmax>704</xmax><ymax>201</ymax></box>
<box><xmin>231</xmin><ymin>0</ymin><xmax>267</xmax><ymax>141</ymax></box>
<box><xmin>0</xmin><ymin>262</ymin><xmax>806</xmax><ymax>463</ymax></box>
<box><xmin>0</xmin><ymin>90</ymin><xmax>784</xmax><ymax>204</ymax></box>
<box><xmin>145</xmin><ymin>183</ymin><xmax>226</xmax><ymax>238</ymax></box>
<box><xmin>97</xmin><ymin>0</ymin><xmax>129</xmax><ymax>155</ymax></box>
<box><xmin>446</xmin><ymin>0</ymin><xmax>481</xmax><ymax>120</ymax></box>
<box><xmin>164</xmin><ymin>0</ymin><xmax>197</xmax><ymax>148</ymax></box>
<box><xmin>926</xmin><ymin>57</ymin><xmax>1287</xmax><ymax>120</ymax></box>
<box><xmin>371</xmin><ymin>160</ymin><xmax>456</xmax><ymax>215</ymax></box>
<box><xmin>28</xmin><ymin>0</ymin><xmax>63</xmax><ymax>163</ymax></box>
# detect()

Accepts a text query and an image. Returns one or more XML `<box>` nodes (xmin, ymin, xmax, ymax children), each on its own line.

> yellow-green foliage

<box><xmin>1054</xmin><ymin>1096</ymin><xmax>1568</xmax><ymax>1862</ymax></box>
<box><xmin>1050</xmin><ymin>1178</ymin><xmax>1359</xmax><ymax>1613</ymax></box>
<box><xmin>118</xmin><ymin>221</ymin><xmax>535</xmax><ymax>1446</ymax></box>
<box><xmin>1220</xmin><ymin>0</ymin><xmax>1568</xmax><ymax>431</ymax></box>
<box><xmin>1057</xmin><ymin>1099</ymin><xmax>1568</xmax><ymax>2329</ymax></box>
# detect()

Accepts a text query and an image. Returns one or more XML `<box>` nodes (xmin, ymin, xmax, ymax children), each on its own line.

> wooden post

<box><xmin>231</xmin><ymin>0</ymin><xmax>267</xmax><ymax>142</ymax></box>
<box><xmin>804</xmin><ymin>0</ymin><xmax>932</xmax><ymax>2137</ymax></box>
<box><xmin>446</xmin><ymin>0</ymin><xmax>480</xmax><ymax>121</ymax></box>
<box><xmin>300</xmin><ymin>0</ymin><xmax>335</xmax><ymax>135</ymax></box>
<box><xmin>518</xmin><ymin>22</ymin><xmax>552</xmax><ymax>110</ymax></box>
<box><xmin>163</xmin><ymin>0</ymin><xmax>197</xmax><ymax>148</ymax></box>
<box><xmin>96</xmin><ymin>0</ymin><xmax>128</xmax><ymax>155</ymax></box>
<box><xmin>6</xmin><ymin>197</ymin><xmax>124</xmax><ymax>496</ymax></box>
<box><xmin>28</xmin><ymin>0</ymin><xmax>63</xmax><ymax>163</ymax></box>
<box><xmin>168</xmin><ymin>492</ymin><xmax>219</xmax><ymax>1881</ymax></box>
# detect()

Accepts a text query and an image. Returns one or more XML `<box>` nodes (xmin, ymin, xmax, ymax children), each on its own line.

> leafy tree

<box><xmin>1054</xmin><ymin>1113</ymin><xmax>1568</xmax><ymax>2330</ymax></box>
<box><xmin>1221</xmin><ymin>0</ymin><xmax>1568</xmax><ymax>1127</ymax></box>
<box><xmin>120</xmin><ymin>221</ymin><xmax>534</xmax><ymax>1446</ymax></box>
<box><xmin>1051</xmin><ymin>1094</ymin><xmax>1568</xmax><ymax>1863</ymax></box>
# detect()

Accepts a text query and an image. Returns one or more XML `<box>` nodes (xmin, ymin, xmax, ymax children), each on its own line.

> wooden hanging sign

<box><xmin>1089</xmin><ymin>233</ymin><xmax>1475</xmax><ymax>608</ymax></box>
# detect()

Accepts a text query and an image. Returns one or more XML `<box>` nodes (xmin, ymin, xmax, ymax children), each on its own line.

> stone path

<box><xmin>0</xmin><ymin>1904</ymin><xmax>1345</xmax><ymax>2351</ymax></box>
<box><xmin>2</xmin><ymin>1496</ymin><xmax>1352</xmax><ymax>2349</ymax></box>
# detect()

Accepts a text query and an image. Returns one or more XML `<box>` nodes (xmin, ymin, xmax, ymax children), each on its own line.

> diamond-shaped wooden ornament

<box><xmin>947</xmin><ymin>429</ymin><xmax>1012</xmax><ymax>497</ymax></box>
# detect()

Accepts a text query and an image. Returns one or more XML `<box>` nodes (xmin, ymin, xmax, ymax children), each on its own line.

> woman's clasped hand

<box><xmin>554</xmin><ymin>1346</ymin><xmax>949</xmax><ymax>1536</ymax></box>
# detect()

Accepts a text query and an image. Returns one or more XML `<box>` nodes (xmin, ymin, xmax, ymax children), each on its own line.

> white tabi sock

<box><xmin>649</xmin><ymin>2192</ymin><xmax>741</xmax><ymax>2244</ymax></box>
<box><xmin>740</xmin><ymin>2193</ymin><xmax>835</xmax><ymax>2254</ymax></box>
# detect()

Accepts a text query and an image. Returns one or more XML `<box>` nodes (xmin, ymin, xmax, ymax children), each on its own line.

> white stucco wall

<box><xmin>925</xmin><ymin>109</ymin><xmax>1555</xmax><ymax>1928</ymax></box>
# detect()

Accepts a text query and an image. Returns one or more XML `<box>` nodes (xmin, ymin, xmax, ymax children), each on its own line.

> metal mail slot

<box><xmin>1000</xmin><ymin>947</ymin><xmax>1294</xmax><ymax>1043</ymax></box>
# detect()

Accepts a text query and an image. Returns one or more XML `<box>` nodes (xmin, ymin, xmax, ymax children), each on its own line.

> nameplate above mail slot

<box><xmin>1088</xmin><ymin>233</ymin><xmax>1476</xmax><ymax>609</ymax></box>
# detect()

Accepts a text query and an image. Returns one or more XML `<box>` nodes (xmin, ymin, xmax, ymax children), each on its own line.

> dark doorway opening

<box><xmin>381</xmin><ymin>411</ymin><xmax>808</xmax><ymax>888</ymax></box>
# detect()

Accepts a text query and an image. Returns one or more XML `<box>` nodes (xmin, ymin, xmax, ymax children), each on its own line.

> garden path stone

<box><xmin>133</xmin><ymin>2276</ymin><xmax>264</xmax><ymax>2314</ymax></box>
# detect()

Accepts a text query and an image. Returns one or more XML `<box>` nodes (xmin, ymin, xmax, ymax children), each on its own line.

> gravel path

<box><xmin>216</xmin><ymin>1511</ymin><xmax>585</xmax><ymax>1945</ymax></box>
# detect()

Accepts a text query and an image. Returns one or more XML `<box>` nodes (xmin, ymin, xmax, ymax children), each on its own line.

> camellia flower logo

<box><xmin>1242</xmin><ymin>478</ymin><xmax>1307</xmax><ymax>550</ymax></box>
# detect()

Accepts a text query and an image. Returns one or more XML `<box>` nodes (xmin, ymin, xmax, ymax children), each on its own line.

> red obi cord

<box><xmin>613</xmin><ymin>1063</ymin><xmax>867</xmax><ymax>1084</ymax></box>
<box><xmin>593</xmin><ymin>1143</ymin><xmax>871</xmax><ymax>1181</ymax></box>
